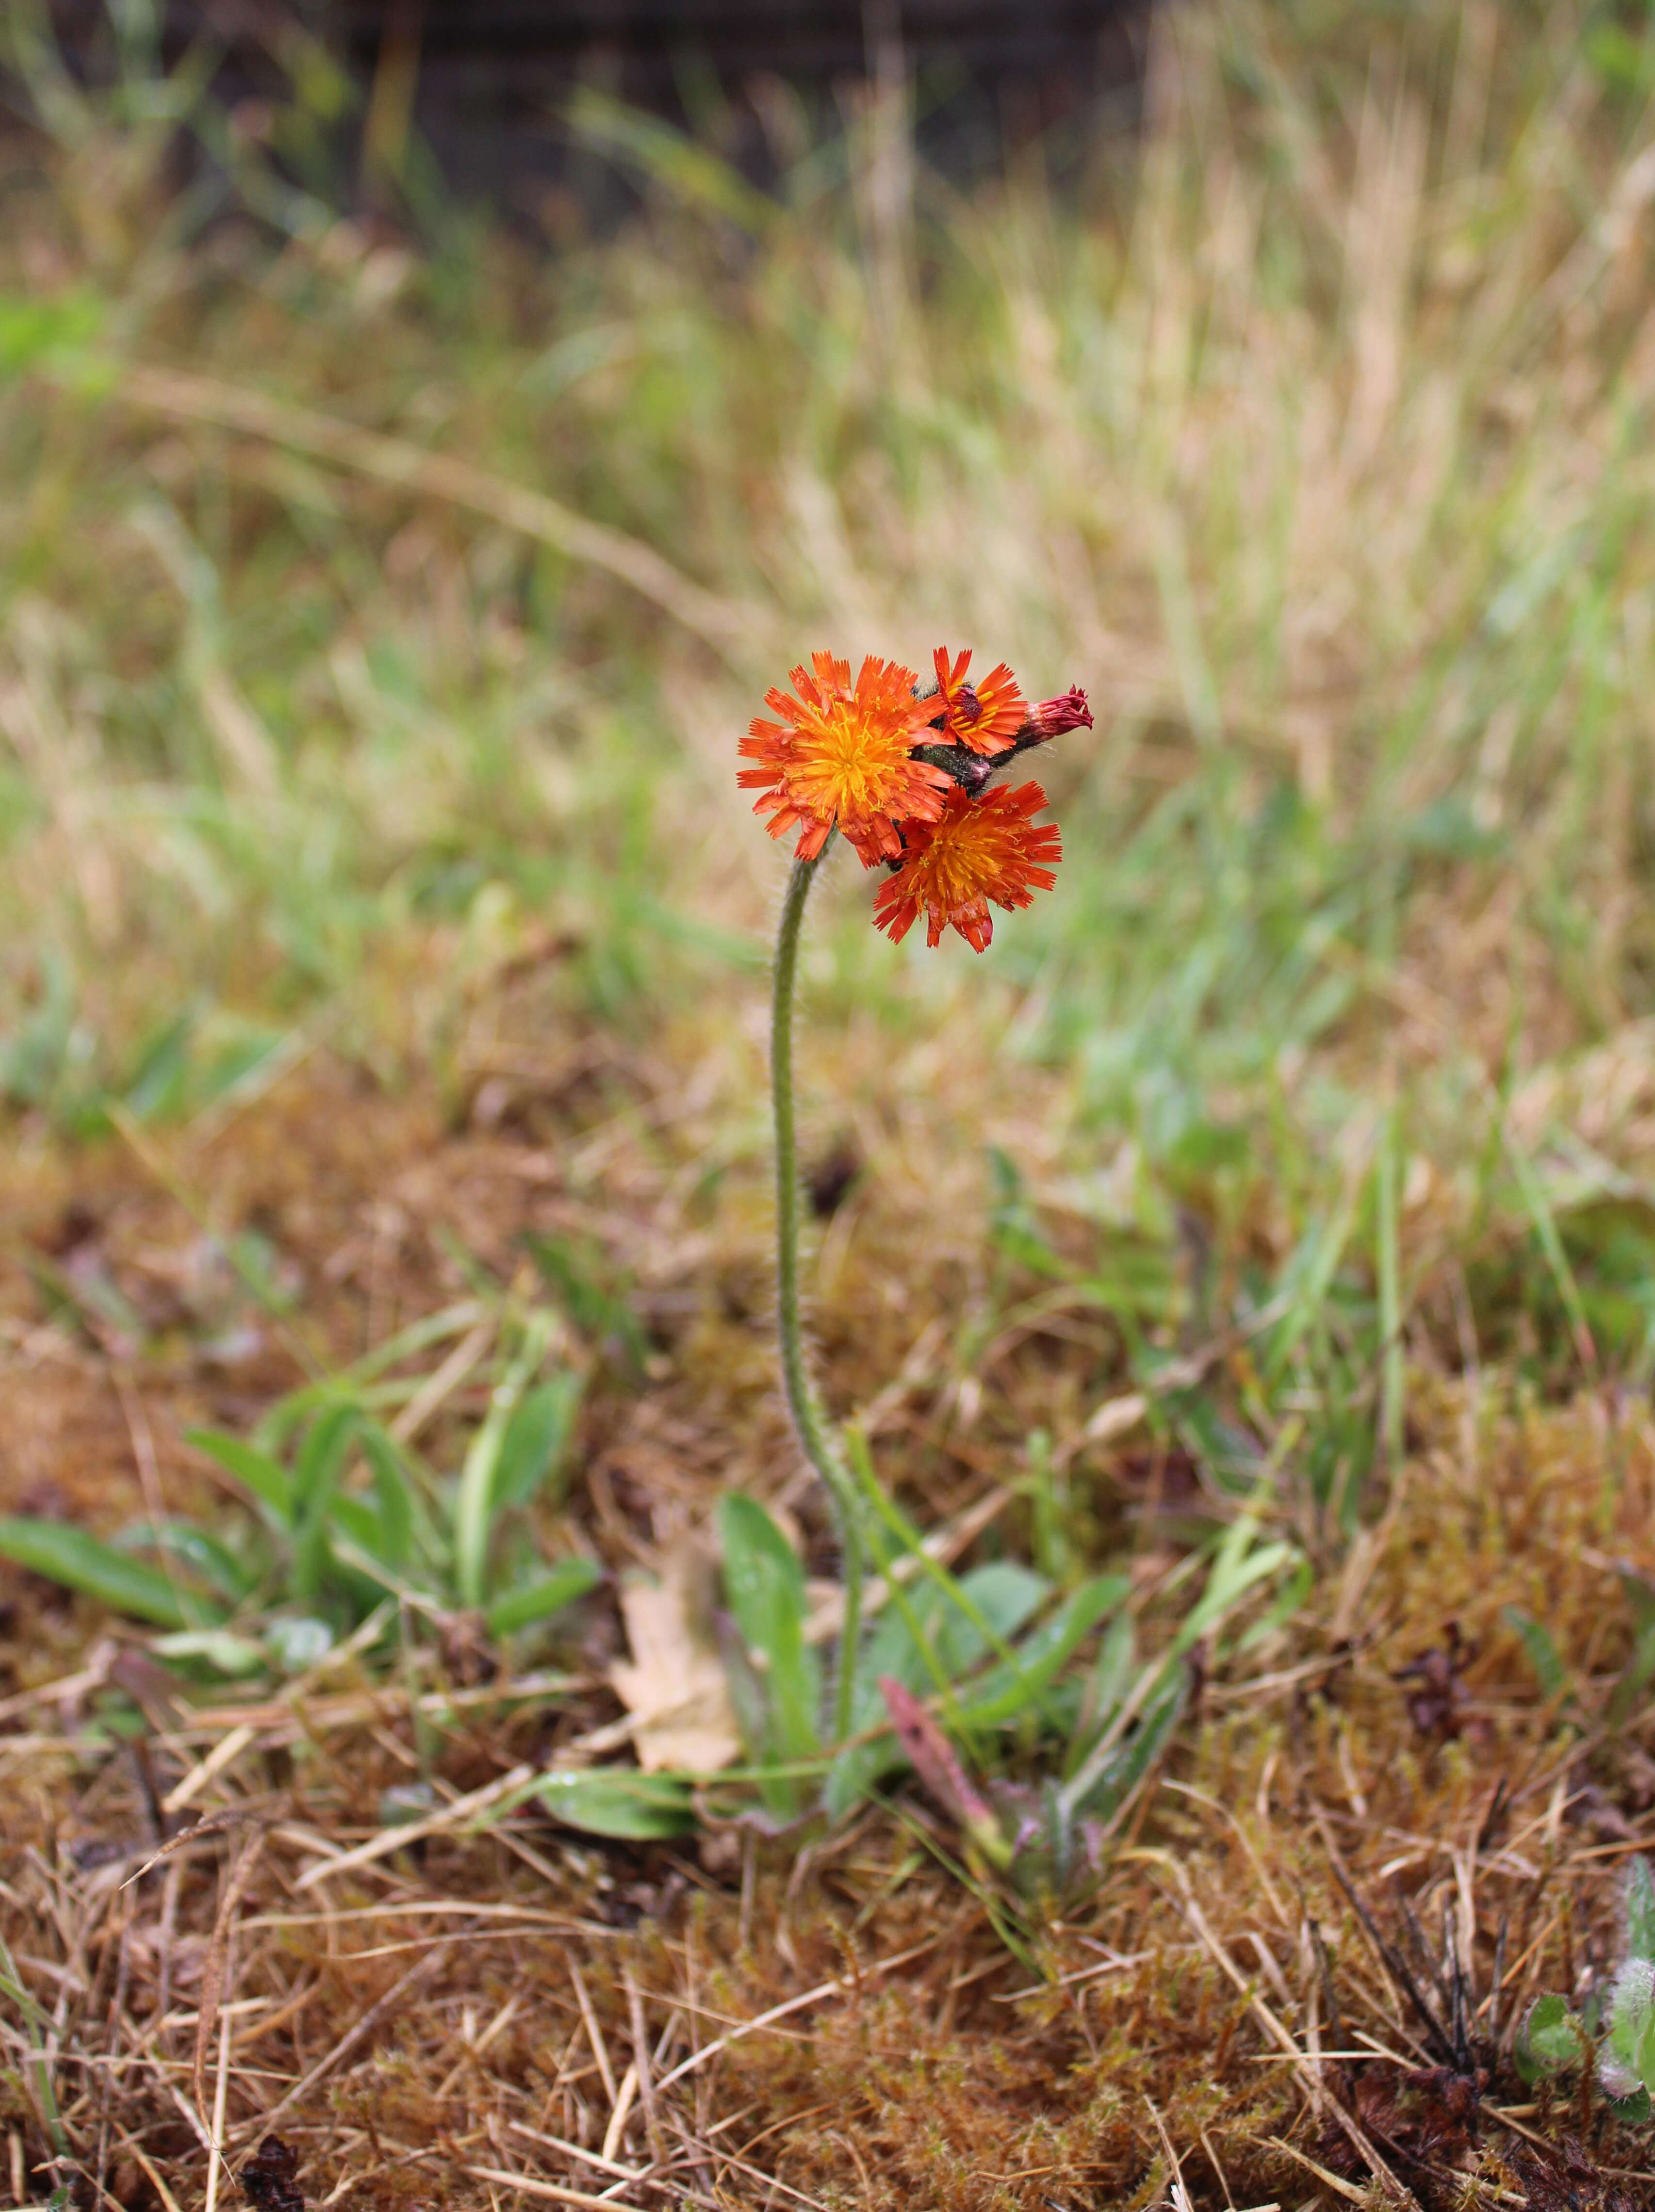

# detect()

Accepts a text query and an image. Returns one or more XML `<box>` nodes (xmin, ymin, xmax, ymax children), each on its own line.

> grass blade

<box><xmin>187</xmin><ymin>1426</ymin><xmax>292</xmax><ymax>1523</ymax></box>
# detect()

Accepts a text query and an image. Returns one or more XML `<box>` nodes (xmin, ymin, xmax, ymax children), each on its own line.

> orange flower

<box><xmin>872</xmin><ymin>782</ymin><xmax>1062</xmax><ymax>953</ymax></box>
<box><xmin>739</xmin><ymin>651</ymin><xmax>951</xmax><ymax>864</ymax></box>
<box><xmin>932</xmin><ymin>647</ymin><xmax>1026</xmax><ymax>757</ymax></box>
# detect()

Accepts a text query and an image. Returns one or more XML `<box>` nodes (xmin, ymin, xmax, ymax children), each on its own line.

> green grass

<box><xmin>5</xmin><ymin>0</ymin><xmax>1655</xmax><ymax>1691</ymax></box>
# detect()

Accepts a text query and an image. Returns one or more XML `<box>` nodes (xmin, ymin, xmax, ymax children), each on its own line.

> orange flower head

<box><xmin>932</xmin><ymin>647</ymin><xmax>1026</xmax><ymax>757</ymax></box>
<box><xmin>873</xmin><ymin>782</ymin><xmax>1062</xmax><ymax>953</ymax></box>
<box><xmin>739</xmin><ymin>651</ymin><xmax>952</xmax><ymax>865</ymax></box>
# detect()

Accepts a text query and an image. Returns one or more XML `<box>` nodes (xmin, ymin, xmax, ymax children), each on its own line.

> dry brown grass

<box><xmin>4</xmin><ymin>1380</ymin><xmax>1655</xmax><ymax>2212</ymax></box>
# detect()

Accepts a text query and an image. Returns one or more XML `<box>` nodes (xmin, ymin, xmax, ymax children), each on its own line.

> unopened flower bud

<box><xmin>1025</xmin><ymin>686</ymin><xmax>1093</xmax><ymax>740</ymax></box>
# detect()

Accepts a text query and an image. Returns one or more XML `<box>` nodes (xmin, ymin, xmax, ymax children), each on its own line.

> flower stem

<box><xmin>772</xmin><ymin>849</ymin><xmax>863</xmax><ymax>1747</ymax></box>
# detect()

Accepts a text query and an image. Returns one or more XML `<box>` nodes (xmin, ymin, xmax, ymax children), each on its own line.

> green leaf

<box><xmin>1239</xmin><ymin>1555</ymin><xmax>1315</xmax><ymax>1650</ymax></box>
<box><xmin>1518</xmin><ymin>1993</ymin><xmax>1588</xmax><ymax>2082</ymax></box>
<box><xmin>825</xmin><ymin>1573</ymin><xmax>1127</xmax><ymax>1821</ymax></box>
<box><xmin>846</xmin><ymin>1441</ymin><xmax>1049</xmax><ymax>1708</ymax></box>
<box><xmin>719</xmin><ymin>1496</ymin><xmax>821</xmax><ymax>1777</ymax></box>
<box><xmin>493</xmin><ymin>1373</ymin><xmax>583</xmax><ymax>1511</ymax></box>
<box><xmin>122</xmin><ymin>1009</ymin><xmax>194</xmax><ymax>1122</ymax></box>
<box><xmin>327</xmin><ymin>1494</ymin><xmax>397</xmax><ymax>1575</ymax></box>
<box><xmin>264</xmin><ymin>1616</ymin><xmax>334</xmax><ymax>1673</ymax></box>
<box><xmin>1056</xmin><ymin>1513</ymin><xmax>1288</xmax><ymax>1823</ymax></box>
<box><xmin>117</xmin><ymin>1519</ymin><xmax>254</xmax><ymax>1604</ymax></box>
<box><xmin>824</xmin><ymin>1602</ymin><xmax>936</xmax><ymax>1819</ymax></box>
<box><xmin>1263</xmin><ymin>1201</ymin><xmax>1358</xmax><ymax>1383</ymax></box>
<box><xmin>292</xmin><ymin>1403</ymin><xmax>360</xmax><ymax>1601</ymax></box>
<box><xmin>295</xmin><ymin>1401</ymin><xmax>359</xmax><ymax>1513</ymax></box>
<box><xmin>1620</xmin><ymin>1568</ymin><xmax>1655</xmax><ymax>1639</ymax></box>
<box><xmin>1069</xmin><ymin>1611</ymin><xmax>1137</xmax><ymax>1773</ymax></box>
<box><xmin>187</xmin><ymin>1427</ymin><xmax>293</xmax><ymax>1525</ymax></box>
<box><xmin>956</xmin><ymin>1575</ymin><xmax>1130</xmax><ymax>1729</ymax></box>
<box><xmin>454</xmin><ymin>1318</ymin><xmax>553</xmax><ymax>1609</ymax></box>
<box><xmin>1172</xmin><ymin>1522</ymin><xmax>1294</xmax><ymax>1660</ymax></box>
<box><xmin>1587</xmin><ymin>20</ymin><xmax>1655</xmax><ymax>92</ymax></box>
<box><xmin>532</xmin><ymin>1768</ymin><xmax>696</xmax><ymax>1839</ymax></box>
<box><xmin>1504</xmin><ymin>1606</ymin><xmax>1572</xmax><ymax>1703</ymax></box>
<box><xmin>1609</xmin><ymin>1620</ymin><xmax>1655</xmax><ymax>1730</ymax></box>
<box><xmin>1638</xmin><ymin>2003</ymin><xmax>1655</xmax><ymax>2099</ymax></box>
<box><xmin>454</xmin><ymin>1397</ymin><xmax>511</xmax><ymax>1610</ymax></box>
<box><xmin>151</xmin><ymin>1628</ymin><xmax>266</xmax><ymax>1676</ymax></box>
<box><xmin>0</xmin><ymin>1934</ymin><xmax>53</xmax><ymax>2032</ymax></box>
<box><xmin>1628</xmin><ymin>1856</ymin><xmax>1655</xmax><ymax>1966</ymax></box>
<box><xmin>1071</xmin><ymin>1666</ymin><xmax>1187</xmax><ymax>1819</ymax></box>
<box><xmin>987</xmin><ymin>1146</ymin><xmax>1067</xmax><ymax>1278</ymax></box>
<box><xmin>0</xmin><ymin>1517</ymin><xmax>217</xmax><ymax>1630</ymax></box>
<box><xmin>822</xmin><ymin>1553</ymin><xmax>1058</xmax><ymax>1820</ymax></box>
<box><xmin>1601</xmin><ymin>1959</ymin><xmax>1655</xmax><ymax>2098</ymax></box>
<box><xmin>944</xmin><ymin>1562</ymin><xmax>1050</xmax><ymax>1665</ymax></box>
<box><xmin>485</xmin><ymin>1559</ymin><xmax>604</xmax><ymax>1637</ymax></box>
<box><xmin>355</xmin><ymin>1422</ymin><xmax>416</xmax><ymax>1570</ymax></box>
<box><xmin>1173</xmin><ymin>1394</ymin><xmax>1266</xmax><ymax>1497</ymax></box>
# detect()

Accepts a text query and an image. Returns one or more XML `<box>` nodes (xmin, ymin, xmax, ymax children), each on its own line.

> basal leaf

<box><xmin>1601</xmin><ymin>1958</ymin><xmax>1655</xmax><ymax>2099</ymax></box>
<box><xmin>533</xmin><ymin>1768</ymin><xmax>696</xmax><ymax>1839</ymax></box>
<box><xmin>719</xmin><ymin>1495</ymin><xmax>820</xmax><ymax>1778</ymax></box>
<box><xmin>292</xmin><ymin>1403</ymin><xmax>360</xmax><ymax>1602</ymax></box>
<box><xmin>0</xmin><ymin>1517</ymin><xmax>217</xmax><ymax>1630</ymax></box>
<box><xmin>1518</xmin><ymin>1993</ymin><xmax>1587</xmax><ymax>2082</ymax></box>
<box><xmin>1627</xmin><ymin>1855</ymin><xmax>1655</xmax><ymax>1966</ymax></box>
<box><xmin>356</xmin><ymin>1421</ymin><xmax>416</xmax><ymax>1571</ymax></box>
<box><xmin>117</xmin><ymin>1518</ymin><xmax>254</xmax><ymax>1603</ymax></box>
<box><xmin>485</xmin><ymin>1559</ymin><xmax>604</xmax><ymax>1637</ymax></box>
<box><xmin>957</xmin><ymin>1575</ymin><xmax>1129</xmax><ymax>1729</ymax></box>
<box><xmin>185</xmin><ymin>1428</ymin><xmax>293</xmax><ymax>1525</ymax></box>
<box><xmin>493</xmin><ymin>1374</ymin><xmax>583</xmax><ymax>1511</ymax></box>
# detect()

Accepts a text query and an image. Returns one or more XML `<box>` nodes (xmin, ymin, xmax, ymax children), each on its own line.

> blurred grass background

<box><xmin>6</xmin><ymin>0</ymin><xmax>1655</xmax><ymax>1527</ymax></box>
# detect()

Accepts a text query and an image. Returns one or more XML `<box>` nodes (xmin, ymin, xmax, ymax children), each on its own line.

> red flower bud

<box><xmin>1025</xmin><ymin>686</ymin><xmax>1093</xmax><ymax>740</ymax></box>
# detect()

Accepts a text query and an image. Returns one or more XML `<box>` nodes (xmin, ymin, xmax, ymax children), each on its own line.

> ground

<box><xmin>5</xmin><ymin>1044</ymin><xmax>1655</xmax><ymax>2212</ymax></box>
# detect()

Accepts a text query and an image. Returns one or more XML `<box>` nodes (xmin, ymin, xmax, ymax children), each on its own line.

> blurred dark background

<box><xmin>41</xmin><ymin>0</ymin><xmax>1150</xmax><ymax>214</ymax></box>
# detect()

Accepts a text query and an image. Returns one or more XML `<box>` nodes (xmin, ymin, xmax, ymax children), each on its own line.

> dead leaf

<box><xmin>609</xmin><ymin>1547</ymin><xmax>740</xmax><ymax>1773</ymax></box>
<box><xmin>239</xmin><ymin>2139</ymin><xmax>304</xmax><ymax>2212</ymax></box>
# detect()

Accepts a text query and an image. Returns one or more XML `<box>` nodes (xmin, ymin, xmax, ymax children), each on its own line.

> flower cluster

<box><xmin>739</xmin><ymin>646</ymin><xmax>1091</xmax><ymax>951</ymax></box>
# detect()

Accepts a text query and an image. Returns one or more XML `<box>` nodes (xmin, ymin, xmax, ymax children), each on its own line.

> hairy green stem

<box><xmin>772</xmin><ymin>850</ymin><xmax>863</xmax><ymax>1746</ymax></box>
